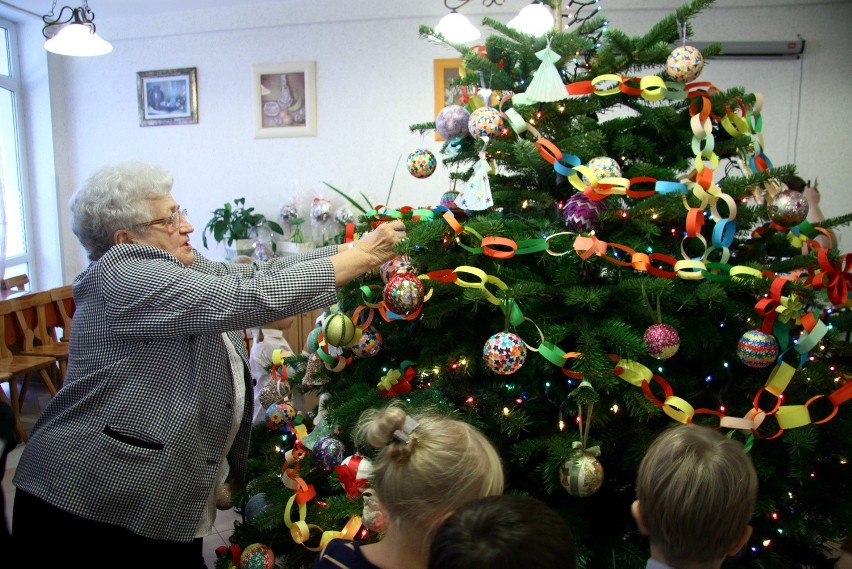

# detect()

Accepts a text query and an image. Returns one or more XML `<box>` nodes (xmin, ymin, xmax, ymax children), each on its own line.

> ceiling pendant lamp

<box><xmin>508</xmin><ymin>2</ymin><xmax>555</xmax><ymax>37</ymax></box>
<box><xmin>434</xmin><ymin>10</ymin><xmax>482</xmax><ymax>43</ymax></box>
<box><xmin>42</xmin><ymin>0</ymin><xmax>113</xmax><ymax>56</ymax></box>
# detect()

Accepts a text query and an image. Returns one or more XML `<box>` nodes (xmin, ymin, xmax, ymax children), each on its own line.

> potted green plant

<box><xmin>202</xmin><ymin>197</ymin><xmax>284</xmax><ymax>259</ymax></box>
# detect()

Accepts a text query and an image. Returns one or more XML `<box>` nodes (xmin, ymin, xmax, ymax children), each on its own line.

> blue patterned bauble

<box><xmin>737</xmin><ymin>330</ymin><xmax>779</xmax><ymax>368</ymax></box>
<box><xmin>380</xmin><ymin>256</ymin><xmax>414</xmax><ymax>284</ymax></box>
<box><xmin>666</xmin><ymin>45</ymin><xmax>704</xmax><ymax>83</ymax></box>
<box><xmin>562</xmin><ymin>193</ymin><xmax>607</xmax><ymax>233</ymax></box>
<box><xmin>306</xmin><ymin>326</ymin><xmax>322</xmax><ymax>353</ymax></box>
<box><xmin>436</xmin><ymin>104</ymin><xmax>471</xmax><ymax>140</ymax></box>
<box><xmin>407</xmin><ymin>148</ymin><xmax>437</xmax><ymax>179</ymax></box>
<box><xmin>312</xmin><ymin>435</ymin><xmax>346</xmax><ymax>470</ymax></box>
<box><xmin>352</xmin><ymin>326</ymin><xmax>382</xmax><ymax>358</ymax></box>
<box><xmin>244</xmin><ymin>493</ymin><xmax>272</xmax><ymax>523</ymax></box>
<box><xmin>584</xmin><ymin>156</ymin><xmax>622</xmax><ymax>183</ymax></box>
<box><xmin>384</xmin><ymin>272</ymin><xmax>425</xmax><ymax>315</ymax></box>
<box><xmin>482</xmin><ymin>332</ymin><xmax>527</xmax><ymax>375</ymax></box>
<box><xmin>265</xmin><ymin>402</ymin><xmax>297</xmax><ymax>432</ymax></box>
<box><xmin>468</xmin><ymin>107</ymin><xmax>502</xmax><ymax>139</ymax></box>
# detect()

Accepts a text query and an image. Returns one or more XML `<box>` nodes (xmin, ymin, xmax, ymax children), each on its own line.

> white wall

<box><xmin>3</xmin><ymin>0</ymin><xmax>851</xmax><ymax>286</ymax></box>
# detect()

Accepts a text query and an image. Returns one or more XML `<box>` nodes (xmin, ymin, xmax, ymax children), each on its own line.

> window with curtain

<box><xmin>0</xmin><ymin>17</ymin><xmax>31</xmax><ymax>281</ymax></box>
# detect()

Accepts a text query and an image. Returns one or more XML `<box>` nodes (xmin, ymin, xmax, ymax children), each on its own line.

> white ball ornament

<box><xmin>468</xmin><ymin>107</ymin><xmax>502</xmax><ymax>139</ymax></box>
<box><xmin>666</xmin><ymin>45</ymin><xmax>705</xmax><ymax>83</ymax></box>
<box><xmin>436</xmin><ymin>104</ymin><xmax>471</xmax><ymax>140</ymax></box>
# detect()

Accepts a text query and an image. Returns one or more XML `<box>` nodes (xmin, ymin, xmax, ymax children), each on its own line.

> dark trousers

<box><xmin>12</xmin><ymin>489</ymin><xmax>206</xmax><ymax>568</ymax></box>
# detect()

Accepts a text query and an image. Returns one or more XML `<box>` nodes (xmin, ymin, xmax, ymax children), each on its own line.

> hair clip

<box><xmin>392</xmin><ymin>415</ymin><xmax>419</xmax><ymax>444</ymax></box>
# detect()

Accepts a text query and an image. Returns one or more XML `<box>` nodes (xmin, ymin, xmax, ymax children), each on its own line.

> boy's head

<box><xmin>428</xmin><ymin>494</ymin><xmax>576</xmax><ymax>569</ymax></box>
<box><xmin>632</xmin><ymin>423</ymin><xmax>758</xmax><ymax>567</ymax></box>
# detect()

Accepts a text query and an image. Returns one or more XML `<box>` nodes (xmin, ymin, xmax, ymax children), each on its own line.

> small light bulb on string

<box><xmin>720</xmin><ymin>405</ymin><xmax>726</xmax><ymax>412</ymax></box>
<box><xmin>610</xmin><ymin>404</ymin><xmax>619</xmax><ymax>413</ymax></box>
<box><xmin>465</xmin><ymin>396</ymin><xmax>475</xmax><ymax>405</ymax></box>
<box><xmin>503</xmin><ymin>407</ymin><xmax>510</xmax><ymax>416</ymax></box>
<box><xmin>771</xmin><ymin>512</ymin><xmax>779</xmax><ymax>520</ymax></box>
<box><xmin>762</xmin><ymin>539</ymin><xmax>772</xmax><ymax>547</ymax></box>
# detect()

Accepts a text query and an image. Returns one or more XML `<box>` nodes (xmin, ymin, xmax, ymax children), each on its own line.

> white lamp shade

<box><xmin>434</xmin><ymin>12</ymin><xmax>481</xmax><ymax>43</ymax></box>
<box><xmin>44</xmin><ymin>23</ymin><xmax>113</xmax><ymax>56</ymax></box>
<box><xmin>508</xmin><ymin>3</ymin><xmax>555</xmax><ymax>37</ymax></box>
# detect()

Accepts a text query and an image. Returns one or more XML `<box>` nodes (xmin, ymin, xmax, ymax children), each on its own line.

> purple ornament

<box><xmin>436</xmin><ymin>104</ymin><xmax>470</xmax><ymax>140</ymax></box>
<box><xmin>482</xmin><ymin>332</ymin><xmax>527</xmax><ymax>375</ymax></box>
<box><xmin>643</xmin><ymin>323</ymin><xmax>680</xmax><ymax>360</ymax></box>
<box><xmin>312</xmin><ymin>436</ymin><xmax>346</xmax><ymax>470</ymax></box>
<box><xmin>562</xmin><ymin>193</ymin><xmax>607</xmax><ymax>233</ymax></box>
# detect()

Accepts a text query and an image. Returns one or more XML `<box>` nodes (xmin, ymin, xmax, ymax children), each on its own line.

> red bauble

<box><xmin>383</xmin><ymin>272</ymin><xmax>425</xmax><ymax>315</ymax></box>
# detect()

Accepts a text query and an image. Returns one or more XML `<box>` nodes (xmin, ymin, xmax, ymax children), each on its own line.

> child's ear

<box><xmin>631</xmin><ymin>500</ymin><xmax>649</xmax><ymax>536</ymax></box>
<box><xmin>726</xmin><ymin>525</ymin><xmax>753</xmax><ymax>557</ymax></box>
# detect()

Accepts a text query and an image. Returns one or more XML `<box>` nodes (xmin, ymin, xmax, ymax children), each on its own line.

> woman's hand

<box><xmin>353</xmin><ymin>220</ymin><xmax>407</xmax><ymax>265</ymax></box>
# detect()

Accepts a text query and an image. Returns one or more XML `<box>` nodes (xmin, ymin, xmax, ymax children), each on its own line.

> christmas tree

<box><xmin>226</xmin><ymin>1</ymin><xmax>852</xmax><ymax>567</ymax></box>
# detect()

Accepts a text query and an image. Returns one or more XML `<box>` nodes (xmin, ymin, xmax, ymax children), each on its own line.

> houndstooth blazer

<box><xmin>13</xmin><ymin>243</ymin><xmax>339</xmax><ymax>542</ymax></box>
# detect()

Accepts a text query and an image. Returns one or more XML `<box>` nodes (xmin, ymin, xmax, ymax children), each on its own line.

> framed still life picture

<box><xmin>137</xmin><ymin>67</ymin><xmax>198</xmax><ymax>127</ymax></box>
<box><xmin>252</xmin><ymin>61</ymin><xmax>317</xmax><ymax>138</ymax></box>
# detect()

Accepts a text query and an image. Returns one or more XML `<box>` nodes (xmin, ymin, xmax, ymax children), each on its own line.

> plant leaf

<box><xmin>323</xmin><ymin>181</ymin><xmax>368</xmax><ymax>213</ymax></box>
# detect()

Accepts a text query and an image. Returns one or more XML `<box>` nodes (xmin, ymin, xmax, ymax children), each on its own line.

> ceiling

<box><xmin>2</xmin><ymin>0</ymin><xmax>270</xmax><ymax>21</ymax></box>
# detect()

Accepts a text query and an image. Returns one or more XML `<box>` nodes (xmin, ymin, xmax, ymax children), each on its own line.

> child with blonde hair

<box><xmin>632</xmin><ymin>423</ymin><xmax>758</xmax><ymax>569</ymax></box>
<box><xmin>313</xmin><ymin>402</ymin><xmax>504</xmax><ymax>569</ymax></box>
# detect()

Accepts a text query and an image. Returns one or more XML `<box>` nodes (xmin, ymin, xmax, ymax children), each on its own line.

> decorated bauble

<box><xmin>559</xmin><ymin>450</ymin><xmax>604</xmax><ymax>498</ymax></box>
<box><xmin>303</xmin><ymin>352</ymin><xmax>329</xmax><ymax>386</ymax></box>
<box><xmin>258</xmin><ymin>379</ymin><xmax>291</xmax><ymax>411</ymax></box>
<box><xmin>243</xmin><ymin>493</ymin><xmax>272</xmax><ymax>523</ymax></box>
<box><xmin>643</xmin><ymin>323</ymin><xmax>680</xmax><ymax>360</ymax></box>
<box><xmin>482</xmin><ymin>331</ymin><xmax>527</xmax><ymax>375</ymax></box>
<box><xmin>468</xmin><ymin>107</ymin><xmax>502</xmax><ymax>139</ymax></box>
<box><xmin>334</xmin><ymin>206</ymin><xmax>355</xmax><ymax>225</ymax></box>
<box><xmin>666</xmin><ymin>45</ymin><xmax>705</xmax><ymax>83</ymax></box>
<box><xmin>436</xmin><ymin>104</ymin><xmax>470</xmax><ymax>140</ymax></box>
<box><xmin>362</xmin><ymin>488</ymin><xmax>386</xmax><ymax>532</ymax></box>
<box><xmin>335</xmin><ymin>454</ymin><xmax>374</xmax><ymax>498</ymax></box>
<box><xmin>240</xmin><ymin>543</ymin><xmax>275</xmax><ymax>569</ymax></box>
<box><xmin>380</xmin><ymin>256</ymin><xmax>414</xmax><ymax>284</ymax></box>
<box><xmin>384</xmin><ymin>272</ymin><xmax>425</xmax><ymax>315</ymax></box>
<box><xmin>312</xmin><ymin>435</ymin><xmax>346</xmax><ymax>470</ymax></box>
<box><xmin>737</xmin><ymin>330</ymin><xmax>780</xmax><ymax>368</ymax></box>
<box><xmin>407</xmin><ymin>148</ymin><xmax>437</xmax><ymax>179</ymax></box>
<box><xmin>306</xmin><ymin>326</ymin><xmax>322</xmax><ymax>353</ymax></box>
<box><xmin>562</xmin><ymin>193</ymin><xmax>607</xmax><ymax>233</ymax></box>
<box><xmin>279</xmin><ymin>202</ymin><xmax>299</xmax><ymax>224</ymax></box>
<box><xmin>768</xmin><ymin>188</ymin><xmax>809</xmax><ymax>227</ymax></box>
<box><xmin>351</xmin><ymin>326</ymin><xmax>383</xmax><ymax>358</ymax></box>
<box><xmin>440</xmin><ymin>190</ymin><xmax>460</xmax><ymax>209</ymax></box>
<box><xmin>584</xmin><ymin>156</ymin><xmax>621</xmax><ymax>183</ymax></box>
<box><xmin>310</xmin><ymin>198</ymin><xmax>331</xmax><ymax>221</ymax></box>
<box><xmin>265</xmin><ymin>402</ymin><xmax>297</xmax><ymax>432</ymax></box>
<box><xmin>323</xmin><ymin>313</ymin><xmax>356</xmax><ymax>347</ymax></box>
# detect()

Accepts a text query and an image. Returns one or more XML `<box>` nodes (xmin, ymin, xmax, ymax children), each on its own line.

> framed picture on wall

<box><xmin>136</xmin><ymin>67</ymin><xmax>198</xmax><ymax>127</ymax></box>
<box><xmin>433</xmin><ymin>58</ymin><xmax>463</xmax><ymax>141</ymax></box>
<box><xmin>252</xmin><ymin>61</ymin><xmax>317</xmax><ymax>138</ymax></box>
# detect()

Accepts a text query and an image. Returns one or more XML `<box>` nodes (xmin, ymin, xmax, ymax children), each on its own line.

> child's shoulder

<box><xmin>314</xmin><ymin>539</ymin><xmax>379</xmax><ymax>569</ymax></box>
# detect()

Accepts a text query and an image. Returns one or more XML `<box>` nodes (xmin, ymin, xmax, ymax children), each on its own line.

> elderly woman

<box><xmin>11</xmin><ymin>161</ymin><xmax>406</xmax><ymax>567</ymax></box>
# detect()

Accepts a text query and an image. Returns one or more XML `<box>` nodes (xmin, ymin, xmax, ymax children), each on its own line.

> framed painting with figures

<box><xmin>252</xmin><ymin>61</ymin><xmax>317</xmax><ymax>138</ymax></box>
<box><xmin>137</xmin><ymin>67</ymin><xmax>198</xmax><ymax>127</ymax></box>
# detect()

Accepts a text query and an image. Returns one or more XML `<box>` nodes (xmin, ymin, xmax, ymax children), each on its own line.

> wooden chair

<box><xmin>48</xmin><ymin>285</ymin><xmax>75</xmax><ymax>342</ymax></box>
<box><xmin>0</xmin><ymin>275</ymin><xmax>29</xmax><ymax>292</ymax></box>
<box><xmin>0</xmin><ymin>370</ymin><xmax>27</xmax><ymax>443</ymax></box>
<box><xmin>0</xmin><ymin>300</ymin><xmax>58</xmax><ymax>443</ymax></box>
<box><xmin>9</xmin><ymin>292</ymin><xmax>69</xmax><ymax>391</ymax></box>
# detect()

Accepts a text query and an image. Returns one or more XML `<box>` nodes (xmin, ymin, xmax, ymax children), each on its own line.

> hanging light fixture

<box><xmin>435</xmin><ymin>0</ymin><xmax>510</xmax><ymax>43</ymax></box>
<box><xmin>508</xmin><ymin>2</ymin><xmax>555</xmax><ymax>36</ymax></box>
<box><xmin>42</xmin><ymin>0</ymin><xmax>113</xmax><ymax>56</ymax></box>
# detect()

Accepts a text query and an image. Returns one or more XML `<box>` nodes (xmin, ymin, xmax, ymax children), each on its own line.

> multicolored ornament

<box><xmin>468</xmin><ymin>107</ymin><xmax>502</xmax><ymax>139</ymax></box>
<box><xmin>407</xmin><ymin>148</ymin><xmax>437</xmax><ymax>179</ymax></box>
<box><xmin>334</xmin><ymin>206</ymin><xmax>355</xmax><ymax>225</ymax></box>
<box><xmin>258</xmin><ymin>378</ymin><xmax>290</xmax><ymax>411</ymax></box>
<box><xmin>323</xmin><ymin>313</ymin><xmax>356</xmax><ymax>347</ymax></box>
<box><xmin>240</xmin><ymin>543</ymin><xmax>275</xmax><ymax>569</ymax></box>
<box><xmin>380</xmin><ymin>256</ymin><xmax>414</xmax><ymax>283</ymax></box>
<box><xmin>666</xmin><ymin>45</ymin><xmax>705</xmax><ymax>83</ymax></box>
<box><xmin>562</xmin><ymin>193</ymin><xmax>607</xmax><ymax>233</ymax></box>
<box><xmin>737</xmin><ymin>330</ymin><xmax>780</xmax><ymax>368</ymax></box>
<box><xmin>643</xmin><ymin>323</ymin><xmax>680</xmax><ymax>360</ymax></box>
<box><xmin>312</xmin><ymin>435</ymin><xmax>346</xmax><ymax>470</ymax></box>
<box><xmin>768</xmin><ymin>188</ymin><xmax>809</xmax><ymax>227</ymax></box>
<box><xmin>482</xmin><ymin>331</ymin><xmax>527</xmax><ymax>375</ymax></box>
<box><xmin>440</xmin><ymin>190</ymin><xmax>460</xmax><ymax>209</ymax></box>
<box><xmin>584</xmin><ymin>156</ymin><xmax>621</xmax><ymax>182</ymax></box>
<box><xmin>559</xmin><ymin>450</ymin><xmax>604</xmax><ymax>497</ymax></box>
<box><xmin>351</xmin><ymin>326</ymin><xmax>382</xmax><ymax>358</ymax></box>
<box><xmin>265</xmin><ymin>402</ymin><xmax>297</xmax><ymax>432</ymax></box>
<box><xmin>436</xmin><ymin>104</ymin><xmax>471</xmax><ymax>140</ymax></box>
<box><xmin>384</xmin><ymin>272</ymin><xmax>425</xmax><ymax>315</ymax></box>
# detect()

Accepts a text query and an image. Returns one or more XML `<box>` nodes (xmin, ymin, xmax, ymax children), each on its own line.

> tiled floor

<box><xmin>2</xmin><ymin>380</ymin><xmax>240</xmax><ymax>568</ymax></box>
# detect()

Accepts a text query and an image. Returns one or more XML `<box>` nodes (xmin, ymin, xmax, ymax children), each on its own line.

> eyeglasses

<box><xmin>134</xmin><ymin>208</ymin><xmax>188</xmax><ymax>231</ymax></box>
